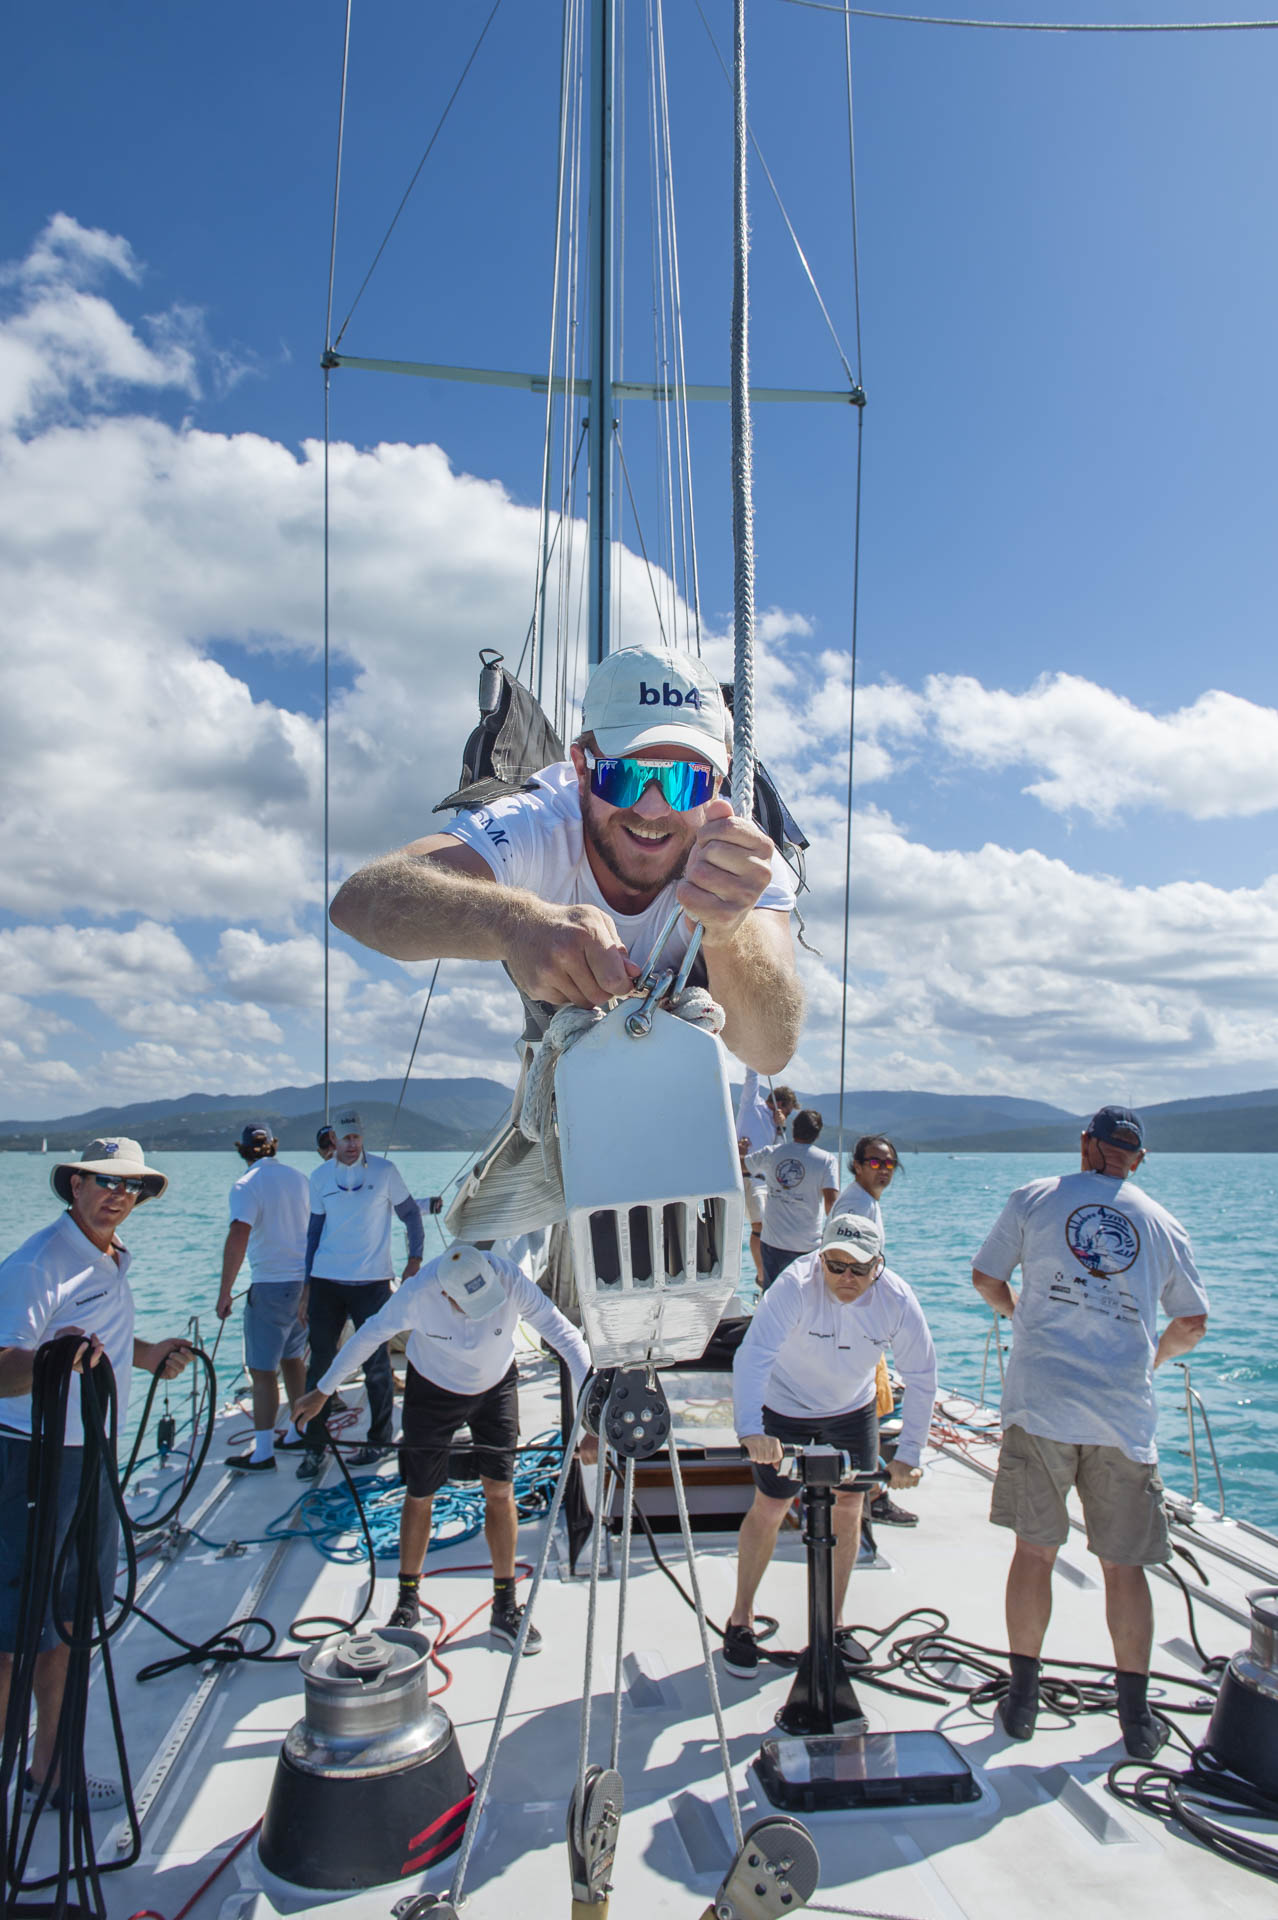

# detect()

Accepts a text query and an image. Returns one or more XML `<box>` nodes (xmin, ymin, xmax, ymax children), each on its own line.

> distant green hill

<box><xmin>5</xmin><ymin>1078</ymin><xmax>1277</xmax><ymax>1155</ymax></box>
<box><xmin>0</xmin><ymin>1078</ymin><xmax>514</xmax><ymax>1155</ymax></box>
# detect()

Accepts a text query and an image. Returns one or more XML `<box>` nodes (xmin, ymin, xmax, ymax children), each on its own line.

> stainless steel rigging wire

<box><xmin>332</xmin><ymin>0</ymin><xmax>506</xmax><ymax>353</ymax></box>
<box><xmin>321</xmin><ymin>0</ymin><xmax>354</xmax><ymax>1122</ymax></box>
<box><xmin>729</xmin><ymin>0</ymin><xmax>757</xmax><ymax>826</ymax></box>
<box><xmin>836</xmin><ymin>4</ymin><xmax>867</xmax><ymax>1154</ymax></box>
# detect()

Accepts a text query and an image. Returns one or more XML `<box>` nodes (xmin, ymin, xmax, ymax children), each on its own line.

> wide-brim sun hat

<box><xmin>51</xmin><ymin>1137</ymin><xmax>168</xmax><ymax>1205</ymax></box>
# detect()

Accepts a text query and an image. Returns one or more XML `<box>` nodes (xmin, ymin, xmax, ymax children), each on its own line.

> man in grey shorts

<box><xmin>215</xmin><ymin>1122</ymin><xmax>311</xmax><ymax>1471</ymax></box>
<box><xmin>973</xmin><ymin>1105</ymin><xmax>1209</xmax><ymax>1758</ymax></box>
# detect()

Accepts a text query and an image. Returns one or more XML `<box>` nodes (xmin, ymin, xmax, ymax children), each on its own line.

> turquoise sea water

<box><xmin>2</xmin><ymin>1149</ymin><xmax>1273</xmax><ymax>1529</ymax></box>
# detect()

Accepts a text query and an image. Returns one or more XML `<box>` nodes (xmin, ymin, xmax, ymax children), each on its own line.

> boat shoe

<box><xmin>722</xmin><ymin>1622</ymin><xmax>759</xmax><ymax>1678</ymax></box>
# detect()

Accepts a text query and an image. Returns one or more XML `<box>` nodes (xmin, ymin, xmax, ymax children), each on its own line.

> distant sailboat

<box><xmin>40</xmin><ymin>1137</ymin><xmax>47</xmax><ymax>1153</ymax></box>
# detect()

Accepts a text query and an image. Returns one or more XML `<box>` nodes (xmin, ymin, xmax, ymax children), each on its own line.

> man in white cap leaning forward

<box><xmin>329</xmin><ymin>645</ymin><xmax>802</xmax><ymax>1079</ymax></box>
<box><xmin>0</xmin><ymin>1139</ymin><xmax>192</xmax><ymax>1813</ymax></box>
<box><xmin>298</xmin><ymin>1107</ymin><xmax>425</xmax><ymax>1478</ymax></box>
<box><xmin>723</xmin><ymin>1211</ymin><xmax>937</xmax><ymax>1678</ymax></box>
<box><xmin>293</xmin><ymin>1242</ymin><xmax>594</xmax><ymax>1653</ymax></box>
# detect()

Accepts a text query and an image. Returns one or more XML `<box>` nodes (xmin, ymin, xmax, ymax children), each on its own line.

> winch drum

<box><xmin>257</xmin><ymin>1628</ymin><xmax>471</xmax><ymax>1891</ymax></box>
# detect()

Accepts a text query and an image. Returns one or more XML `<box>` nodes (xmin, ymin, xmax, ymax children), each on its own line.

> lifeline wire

<box><xmin>780</xmin><ymin>0</ymin><xmax>1278</xmax><ymax>27</ymax></box>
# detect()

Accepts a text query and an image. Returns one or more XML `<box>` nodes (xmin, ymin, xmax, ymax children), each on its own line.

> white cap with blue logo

<box><xmin>581</xmin><ymin>645</ymin><xmax>729</xmax><ymax>776</ymax></box>
<box><xmin>438</xmin><ymin>1243</ymin><xmax>506</xmax><ymax>1319</ymax></box>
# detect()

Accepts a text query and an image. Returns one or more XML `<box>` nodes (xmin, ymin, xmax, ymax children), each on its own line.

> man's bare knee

<box><xmin>1013</xmin><ymin>1537</ymin><xmax>1059</xmax><ymax>1567</ymax></box>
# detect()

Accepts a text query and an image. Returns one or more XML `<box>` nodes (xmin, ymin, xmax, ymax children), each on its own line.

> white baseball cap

<box><xmin>438</xmin><ymin>1244</ymin><xmax>506</xmax><ymax>1319</ymax></box>
<box><xmin>820</xmin><ymin>1213</ymin><xmax>884</xmax><ymax>1262</ymax></box>
<box><xmin>581</xmin><ymin>646</ymin><xmax>729</xmax><ymax>776</ymax></box>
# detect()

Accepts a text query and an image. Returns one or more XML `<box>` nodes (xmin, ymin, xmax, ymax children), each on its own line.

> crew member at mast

<box><xmin>328</xmin><ymin>646</ymin><xmax>802</xmax><ymax>1075</ymax></box>
<box><xmin>293</xmin><ymin>1242</ymin><xmax>594</xmax><ymax>1654</ymax></box>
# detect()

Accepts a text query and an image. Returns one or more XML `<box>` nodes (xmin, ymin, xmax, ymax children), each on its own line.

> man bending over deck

<box><xmin>293</xmin><ymin>1242</ymin><xmax>593</xmax><ymax>1654</ymax></box>
<box><xmin>973</xmin><ymin>1105</ymin><xmax>1209</xmax><ymax>1759</ymax></box>
<box><xmin>724</xmin><ymin>1212</ymin><xmax>937</xmax><ymax>1679</ymax></box>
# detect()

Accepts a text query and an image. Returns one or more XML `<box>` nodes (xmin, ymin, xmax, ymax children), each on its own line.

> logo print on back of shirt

<box><xmin>1066</xmin><ymin>1203</ymin><xmax>1140</xmax><ymax>1277</ymax></box>
<box><xmin>775</xmin><ymin>1158</ymin><xmax>805</xmax><ymax>1191</ymax></box>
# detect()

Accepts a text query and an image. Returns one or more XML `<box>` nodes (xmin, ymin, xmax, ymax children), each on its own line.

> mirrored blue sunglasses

<box><xmin>584</xmin><ymin>751</ymin><xmax>718</xmax><ymax>812</ymax></box>
<box><xmin>90</xmin><ymin>1173</ymin><xmax>148</xmax><ymax>1195</ymax></box>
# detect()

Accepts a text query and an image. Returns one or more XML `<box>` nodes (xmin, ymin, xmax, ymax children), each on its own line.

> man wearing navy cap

<box><xmin>215</xmin><ymin>1122</ymin><xmax>311</xmax><ymax>1471</ymax></box>
<box><xmin>973</xmin><ymin>1105</ymin><xmax>1209</xmax><ymax>1759</ymax></box>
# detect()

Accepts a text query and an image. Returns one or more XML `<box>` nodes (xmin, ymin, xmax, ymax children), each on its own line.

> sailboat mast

<box><xmin>586</xmin><ymin>0</ymin><xmax>615</xmax><ymax>665</ymax></box>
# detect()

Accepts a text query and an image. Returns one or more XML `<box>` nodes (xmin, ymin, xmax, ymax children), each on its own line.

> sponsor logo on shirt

<box><xmin>1065</xmin><ymin>1204</ymin><xmax>1140</xmax><ymax>1277</ymax></box>
<box><xmin>71</xmin><ymin>1287</ymin><xmax>110</xmax><ymax>1308</ymax></box>
<box><xmin>775</xmin><ymin>1158</ymin><xmax>806</xmax><ymax>1191</ymax></box>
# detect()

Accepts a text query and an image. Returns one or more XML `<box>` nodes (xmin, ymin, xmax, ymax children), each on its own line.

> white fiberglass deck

<box><xmin>24</xmin><ymin>1357</ymin><xmax>1278</xmax><ymax>1920</ymax></box>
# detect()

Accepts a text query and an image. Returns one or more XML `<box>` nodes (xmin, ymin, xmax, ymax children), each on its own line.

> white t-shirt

<box><xmin>317</xmin><ymin>1249</ymin><xmax>590</xmax><ymax>1399</ymax></box>
<box><xmin>733</xmin><ymin>1253</ymin><xmax>937</xmax><ymax>1467</ymax></box>
<box><xmin>974</xmin><ymin>1170</ymin><xmax>1210</xmax><ymax>1463</ymax></box>
<box><xmin>445</xmin><ymin>760</ymin><xmax>796</xmax><ymax>976</ymax></box>
<box><xmin>229</xmin><ymin>1157</ymin><xmax>310</xmax><ymax>1286</ymax></box>
<box><xmin>310</xmin><ymin>1154</ymin><xmax>414</xmax><ymax>1284</ymax></box>
<box><xmin>736</xmin><ymin>1071</ymin><xmax>778</xmax><ymax>1158</ymax></box>
<box><xmin>831</xmin><ymin>1179</ymin><xmax>883</xmax><ymax>1239</ymax></box>
<box><xmin>0</xmin><ymin>1213</ymin><xmax>137</xmax><ymax>1444</ymax></box>
<box><xmin>745</xmin><ymin>1141</ymin><xmax>840</xmax><ymax>1253</ymax></box>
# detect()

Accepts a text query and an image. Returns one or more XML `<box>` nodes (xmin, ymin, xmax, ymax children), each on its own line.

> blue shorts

<box><xmin>243</xmin><ymin>1282</ymin><xmax>308</xmax><ymax>1372</ymax></box>
<box><xmin>751</xmin><ymin>1397</ymin><xmax>879</xmax><ymax>1501</ymax></box>
<box><xmin>0</xmin><ymin>1435</ymin><xmax>120</xmax><ymax>1653</ymax></box>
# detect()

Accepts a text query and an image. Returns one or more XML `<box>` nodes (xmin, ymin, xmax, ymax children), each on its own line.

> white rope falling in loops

<box><xmin>729</xmin><ymin>0</ymin><xmax>757</xmax><ymax>824</ymax></box>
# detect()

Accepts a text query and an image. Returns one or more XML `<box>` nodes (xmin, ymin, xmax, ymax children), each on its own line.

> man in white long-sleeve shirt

<box><xmin>723</xmin><ymin>1212</ymin><xmax>937</xmax><ymax>1678</ymax></box>
<box><xmin>294</xmin><ymin>1242</ymin><xmax>591</xmax><ymax>1654</ymax></box>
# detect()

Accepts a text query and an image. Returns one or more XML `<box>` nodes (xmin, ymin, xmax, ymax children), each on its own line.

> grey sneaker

<box><xmin>490</xmin><ymin>1596</ymin><xmax>542</xmax><ymax>1654</ymax></box>
<box><xmin>296</xmin><ymin>1451</ymin><xmax>324</xmax><ymax>1481</ymax></box>
<box><xmin>23</xmin><ymin>1770</ymin><xmax>123</xmax><ymax>1814</ymax></box>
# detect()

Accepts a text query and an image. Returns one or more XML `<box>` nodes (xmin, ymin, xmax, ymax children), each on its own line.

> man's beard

<box><xmin>581</xmin><ymin>798</ymin><xmax>690</xmax><ymax>897</ymax></box>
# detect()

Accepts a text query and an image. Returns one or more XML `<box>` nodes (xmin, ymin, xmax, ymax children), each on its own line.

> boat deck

<box><xmin>20</xmin><ymin>1359</ymin><xmax>1278</xmax><ymax>1920</ymax></box>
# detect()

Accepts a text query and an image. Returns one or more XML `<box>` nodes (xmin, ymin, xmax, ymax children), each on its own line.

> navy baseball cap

<box><xmin>1086</xmin><ymin>1105</ymin><xmax>1144</xmax><ymax>1148</ymax></box>
<box><xmin>239</xmin><ymin>1121</ymin><xmax>274</xmax><ymax>1149</ymax></box>
<box><xmin>316</xmin><ymin>1124</ymin><xmax>337</xmax><ymax>1148</ymax></box>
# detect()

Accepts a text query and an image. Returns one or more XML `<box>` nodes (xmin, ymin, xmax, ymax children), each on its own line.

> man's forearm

<box><xmin>331</xmin><ymin>854</ymin><xmax>545</xmax><ymax>964</ymax></box>
<box><xmin>973</xmin><ymin>1270</ymin><xmax>1017</xmax><ymax>1317</ymax></box>
<box><xmin>702</xmin><ymin>915</ymin><xmax>802</xmax><ymax>1073</ymax></box>
<box><xmin>0</xmin><ymin>1347</ymin><xmax>35</xmax><ymax>1398</ymax></box>
<box><xmin>1154</xmin><ymin>1314</ymin><xmax>1208</xmax><ymax>1369</ymax></box>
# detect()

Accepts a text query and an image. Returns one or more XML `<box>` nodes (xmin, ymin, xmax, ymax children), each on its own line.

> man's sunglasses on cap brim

<box><xmin>584</xmin><ymin>750</ymin><xmax>718</xmax><ymax>813</ymax></box>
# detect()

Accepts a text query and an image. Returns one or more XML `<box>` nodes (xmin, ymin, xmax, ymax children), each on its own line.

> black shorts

<box><xmin>751</xmin><ymin>1397</ymin><xmax>879</xmax><ymax>1501</ymax></box>
<box><xmin>399</xmin><ymin>1363</ymin><xmax>520</xmax><ymax>1499</ymax></box>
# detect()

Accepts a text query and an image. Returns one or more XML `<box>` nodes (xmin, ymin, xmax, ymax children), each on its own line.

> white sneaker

<box><xmin>22</xmin><ymin>1770</ymin><xmax>124</xmax><ymax>1814</ymax></box>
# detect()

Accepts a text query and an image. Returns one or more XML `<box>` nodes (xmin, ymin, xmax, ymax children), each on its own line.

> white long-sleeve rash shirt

<box><xmin>317</xmin><ymin>1249</ymin><xmax>590</xmax><ymax>1399</ymax></box>
<box><xmin>733</xmin><ymin>1253</ymin><xmax>938</xmax><ymax>1468</ymax></box>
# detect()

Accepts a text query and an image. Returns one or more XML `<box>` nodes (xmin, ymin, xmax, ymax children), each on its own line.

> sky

<box><xmin>1</xmin><ymin>0</ymin><xmax>1277</xmax><ymax>1121</ymax></box>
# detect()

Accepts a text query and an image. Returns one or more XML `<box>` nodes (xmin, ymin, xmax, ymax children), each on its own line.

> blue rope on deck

<box><xmin>177</xmin><ymin>1430</ymin><xmax>567</xmax><ymax>1562</ymax></box>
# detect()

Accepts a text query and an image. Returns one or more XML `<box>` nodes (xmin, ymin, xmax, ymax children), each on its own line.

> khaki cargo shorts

<box><xmin>744</xmin><ymin>1179</ymin><xmax>763</xmax><ymax>1227</ymax></box>
<box><xmin>990</xmin><ymin>1423</ymin><xmax>1170</xmax><ymax>1566</ymax></box>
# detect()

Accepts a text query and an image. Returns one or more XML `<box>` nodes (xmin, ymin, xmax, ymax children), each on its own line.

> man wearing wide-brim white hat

<box><xmin>0</xmin><ymin>1138</ymin><xmax>193</xmax><ymax>1815</ymax></box>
